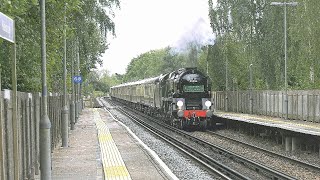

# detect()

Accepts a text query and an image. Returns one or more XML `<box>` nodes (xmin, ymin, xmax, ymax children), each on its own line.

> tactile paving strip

<box><xmin>94</xmin><ymin>109</ymin><xmax>132</xmax><ymax>180</ymax></box>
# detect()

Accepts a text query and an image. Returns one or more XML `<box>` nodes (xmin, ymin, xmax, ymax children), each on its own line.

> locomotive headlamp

<box><xmin>205</xmin><ymin>101</ymin><xmax>212</xmax><ymax>108</ymax></box>
<box><xmin>177</xmin><ymin>110</ymin><xmax>184</xmax><ymax>117</ymax></box>
<box><xmin>177</xmin><ymin>100</ymin><xmax>184</xmax><ymax>107</ymax></box>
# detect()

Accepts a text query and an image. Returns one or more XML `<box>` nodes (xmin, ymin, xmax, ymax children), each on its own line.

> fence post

<box><xmin>33</xmin><ymin>93</ymin><xmax>40</xmax><ymax>175</ymax></box>
<box><xmin>296</xmin><ymin>94</ymin><xmax>298</xmax><ymax>120</ymax></box>
<box><xmin>225</xmin><ymin>91</ymin><xmax>228</xmax><ymax>112</ymax></box>
<box><xmin>70</xmin><ymin>94</ymin><xmax>75</xmax><ymax>130</ymax></box>
<box><xmin>25</xmin><ymin>93</ymin><xmax>32</xmax><ymax>179</ymax></box>
<box><xmin>58</xmin><ymin>94</ymin><xmax>63</xmax><ymax>146</ymax></box>
<box><xmin>266</xmin><ymin>92</ymin><xmax>268</xmax><ymax>116</ymax></box>
<box><xmin>3</xmin><ymin>90</ymin><xmax>13</xmax><ymax>179</ymax></box>
<box><xmin>313</xmin><ymin>94</ymin><xmax>316</xmax><ymax>122</ymax></box>
<box><xmin>21</xmin><ymin>94</ymin><xmax>27</xmax><ymax>179</ymax></box>
<box><xmin>306</xmin><ymin>93</ymin><xmax>310</xmax><ymax>121</ymax></box>
<box><xmin>28</xmin><ymin>93</ymin><xmax>35</xmax><ymax>179</ymax></box>
<box><xmin>317</xmin><ymin>95</ymin><xmax>320</xmax><ymax>123</ymax></box>
<box><xmin>301</xmin><ymin>94</ymin><xmax>304</xmax><ymax>120</ymax></box>
<box><xmin>0</xmin><ymin>90</ymin><xmax>4</xmax><ymax>180</ymax></box>
<box><xmin>236</xmin><ymin>90</ymin><xmax>239</xmax><ymax>113</ymax></box>
<box><xmin>282</xmin><ymin>91</ymin><xmax>284</xmax><ymax>118</ymax></box>
<box><xmin>250</xmin><ymin>91</ymin><xmax>253</xmax><ymax>114</ymax></box>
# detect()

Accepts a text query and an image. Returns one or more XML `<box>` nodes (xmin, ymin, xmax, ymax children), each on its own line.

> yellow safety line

<box><xmin>94</xmin><ymin>109</ymin><xmax>131</xmax><ymax>180</ymax></box>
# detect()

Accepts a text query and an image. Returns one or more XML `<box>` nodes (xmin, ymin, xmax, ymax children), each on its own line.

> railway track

<box><xmin>101</xmin><ymin>98</ymin><xmax>238</xmax><ymax>179</ymax></box>
<box><xmin>101</xmin><ymin>97</ymin><xmax>297</xmax><ymax>180</ymax></box>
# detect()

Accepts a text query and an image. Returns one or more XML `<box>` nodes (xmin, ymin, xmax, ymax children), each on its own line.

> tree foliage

<box><xmin>122</xmin><ymin>47</ymin><xmax>197</xmax><ymax>83</ymax></box>
<box><xmin>83</xmin><ymin>69</ymin><xmax>121</xmax><ymax>95</ymax></box>
<box><xmin>0</xmin><ymin>0</ymin><xmax>119</xmax><ymax>92</ymax></box>
<box><xmin>208</xmin><ymin>0</ymin><xmax>320</xmax><ymax>91</ymax></box>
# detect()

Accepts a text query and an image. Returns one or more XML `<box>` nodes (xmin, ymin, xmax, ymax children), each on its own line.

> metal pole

<box><xmin>249</xmin><ymin>64</ymin><xmax>253</xmax><ymax>114</ymax></box>
<box><xmin>284</xmin><ymin>4</ymin><xmax>288</xmax><ymax>119</ymax></box>
<box><xmin>225</xmin><ymin>50</ymin><xmax>228</xmax><ymax>112</ymax></box>
<box><xmin>70</xmin><ymin>40</ymin><xmax>75</xmax><ymax>130</ymax></box>
<box><xmin>61</xmin><ymin>2</ymin><xmax>69</xmax><ymax>147</ymax></box>
<box><xmin>80</xmin><ymin>82</ymin><xmax>83</xmax><ymax>111</ymax></box>
<box><xmin>75</xmin><ymin>38</ymin><xmax>80</xmax><ymax>122</ymax></box>
<box><xmin>40</xmin><ymin>0</ymin><xmax>52</xmax><ymax>179</ymax></box>
<box><xmin>206</xmin><ymin>46</ymin><xmax>209</xmax><ymax>75</ymax></box>
<box><xmin>206</xmin><ymin>58</ymin><xmax>208</xmax><ymax>75</ymax></box>
<box><xmin>77</xmin><ymin>45</ymin><xmax>81</xmax><ymax>113</ymax></box>
<box><xmin>250</xmin><ymin>0</ymin><xmax>254</xmax><ymax>114</ymax></box>
<box><xmin>270</xmin><ymin>1</ymin><xmax>298</xmax><ymax>119</ymax></box>
<box><xmin>11</xmin><ymin>20</ymin><xmax>20</xmax><ymax>180</ymax></box>
<box><xmin>0</xmin><ymin>64</ymin><xmax>3</xmax><ymax>180</ymax></box>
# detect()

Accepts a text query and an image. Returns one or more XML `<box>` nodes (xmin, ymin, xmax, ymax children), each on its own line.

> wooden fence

<box><xmin>0</xmin><ymin>90</ymin><xmax>82</xmax><ymax>179</ymax></box>
<box><xmin>213</xmin><ymin>90</ymin><xmax>320</xmax><ymax>123</ymax></box>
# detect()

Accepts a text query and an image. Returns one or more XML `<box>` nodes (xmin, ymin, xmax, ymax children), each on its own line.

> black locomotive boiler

<box><xmin>110</xmin><ymin>67</ymin><xmax>214</xmax><ymax>130</ymax></box>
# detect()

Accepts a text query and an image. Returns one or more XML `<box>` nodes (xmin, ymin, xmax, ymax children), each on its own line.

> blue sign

<box><xmin>0</xmin><ymin>12</ymin><xmax>14</xmax><ymax>43</ymax></box>
<box><xmin>73</xmin><ymin>76</ymin><xmax>82</xmax><ymax>84</ymax></box>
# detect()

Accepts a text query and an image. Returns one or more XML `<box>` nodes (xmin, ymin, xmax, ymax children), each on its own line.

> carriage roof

<box><xmin>110</xmin><ymin>76</ymin><xmax>160</xmax><ymax>89</ymax></box>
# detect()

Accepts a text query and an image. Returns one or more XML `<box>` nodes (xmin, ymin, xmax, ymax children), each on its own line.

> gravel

<box><xmin>104</xmin><ymin>103</ymin><xmax>217</xmax><ymax>180</ymax></box>
<box><xmin>103</xmin><ymin>98</ymin><xmax>320</xmax><ymax>179</ymax></box>
<box><xmin>190</xmin><ymin>129</ymin><xmax>320</xmax><ymax>180</ymax></box>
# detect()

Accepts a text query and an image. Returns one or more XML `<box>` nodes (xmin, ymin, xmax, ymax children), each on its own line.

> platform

<box><xmin>51</xmin><ymin>108</ymin><xmax>175</xmax><ymax>179</ymax></box>
<box><xmin>214</xmin><ymin>111</ymin><xmax>320</xmax><ymax>136</ymax></box>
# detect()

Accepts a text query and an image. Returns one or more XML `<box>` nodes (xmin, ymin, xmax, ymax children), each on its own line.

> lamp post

<box><xmin>40</xmin><ymin>0</ymin><xmax>52</xmax><ymax>179</ymax></box>
<box><xmin>270</xmin><ymin>1</ymin><xmax>298</xmax><ymax>119</ymax></box>
<box><xmin>62</xmin><ymin>2</ymin><xmax>69</xmax><ymax>147</ymax></box>
<box><xmin>76</xmin><ymin>39</ymin><xmax>80</xmax><ymax>122</ymax></box>
<box><xmin>70</xmin><ymin>41</ymin><xmax>75</xmax><ymax>130</ymax></box>
<box><xmin>206</xmin><ymin>45</ymin><xmax>209</xmax><ymax>75</ymax></box>
<box><xmin>225</xmin><ymin>52</ymin><xmax>228</xmax><ymax>112</ymax></box>
<box><xmin>249</xmin><ymin>64</ymin><xmax>253</xmax><ymax>114</ymax></box>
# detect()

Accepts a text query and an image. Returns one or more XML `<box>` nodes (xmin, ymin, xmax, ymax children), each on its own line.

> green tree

<box><xmin>207</xmin><ymin>0</ymin><xmax>319</xmax><ymax>91</ymax></box>
<box><xmin>0</xmin><ymin>0</ymin><xmax>119</xmax><ymax>92</ymax></box>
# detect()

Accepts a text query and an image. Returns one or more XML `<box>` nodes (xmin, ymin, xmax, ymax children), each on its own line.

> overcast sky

<box><xmin>99</xmin><ymin>0</ymin><xmax>216</xmax><ymax>75</ymax></box>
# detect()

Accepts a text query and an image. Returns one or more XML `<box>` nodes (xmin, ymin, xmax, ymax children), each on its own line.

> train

<box><xmin>109</xmin><ymin>67</ymin><xmax>214</xmax><ymax>130</ymax></box>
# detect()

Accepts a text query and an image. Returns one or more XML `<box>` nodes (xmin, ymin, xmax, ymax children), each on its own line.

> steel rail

<box><xmin>150</xmin><ymin>116</ymin><xmax>297</xmax><ymax>180</ymax></box>
<box><xmin>101</xmin><ymin>98</ymin><xmax>247</xmax><ymax>180</ymax></box>
<box><xmin>208</xmin><ymin>130</ymin><xmax>320</xmax><ymax>172</ymax></box>
<box><xmin>105</xmin><ymin>97</ymin><xmax>297</xmax><ymax>180</ymax></box>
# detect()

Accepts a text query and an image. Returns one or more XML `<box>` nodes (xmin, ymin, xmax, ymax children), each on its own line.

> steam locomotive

<box><xmin>110</xmin><ymin>67</ymin><xmax>214</xmax><ymax>130</ymax></box>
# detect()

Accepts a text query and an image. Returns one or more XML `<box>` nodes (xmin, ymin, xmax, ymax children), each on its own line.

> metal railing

<box><xmin>0</xmin><ymin>90</ymin><xmax>83</xmax><ymax>179</ymax></box>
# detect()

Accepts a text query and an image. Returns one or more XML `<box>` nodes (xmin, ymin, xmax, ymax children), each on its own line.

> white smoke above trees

<box><xmin>171</xmin><ymin>17</ymin><xmax>215</xmax><ymax>54</ymax></box>
<box><xmin>170</xmin><ymin>17</ymin><xmax>215</xmax><ymax>67</ymax></box>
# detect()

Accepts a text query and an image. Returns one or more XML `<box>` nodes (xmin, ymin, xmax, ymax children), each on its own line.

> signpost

<box><xmin>0</xmin><ymin>11</ymin><xmax>18</xmax><ymax>180</ymax></box>
<box><xmin>73</xmin><ymin>75</ymin><xmax>82</xmax><ymax>84</ymax></box>
<box><xmin>0</xmin><ymin>12</ymin><xmax>14</xmax><ymax>43</ymax></box>
<box><xmin>73</xmin><ymin>74</ymin><xmax>82</xmax><ymax>124</ymax></box>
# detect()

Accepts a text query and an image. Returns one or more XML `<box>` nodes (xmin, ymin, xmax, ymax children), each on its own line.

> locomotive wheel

<box><xmin>208</xmin><ymin>117</ymin><xmax>216</xmax><ymax>130</ymax></box>
<box><xmin>200</xmin><ymin>120</ymin><xmax>207</xmax><ymax>131</ymax></box>
<box><xmin>179</xmin><ymin>120</ymin><xmax>186</xmax><ymax>130</ymax></box>
<box><xmin>169</xmin><ymin>116</ymin><xmax>175</xmax><ymax>126</ymax></box>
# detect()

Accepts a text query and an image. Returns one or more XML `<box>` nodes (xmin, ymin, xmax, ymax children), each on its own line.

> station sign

<box><xmin>0</xmin><ymin>12</ymin><xmax>14</xmax><ymax>43</ymax></box>
<box><xmin>73</xmin><ymin>76</ymin><xmax>82</xmax><ymax>84</ymax></box>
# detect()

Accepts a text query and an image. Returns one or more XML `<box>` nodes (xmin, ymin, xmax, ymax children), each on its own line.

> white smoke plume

<box><xmin>171</xmin><ymin>17</ymin><xmax>215</xmax><ymax>54</ymax></box>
